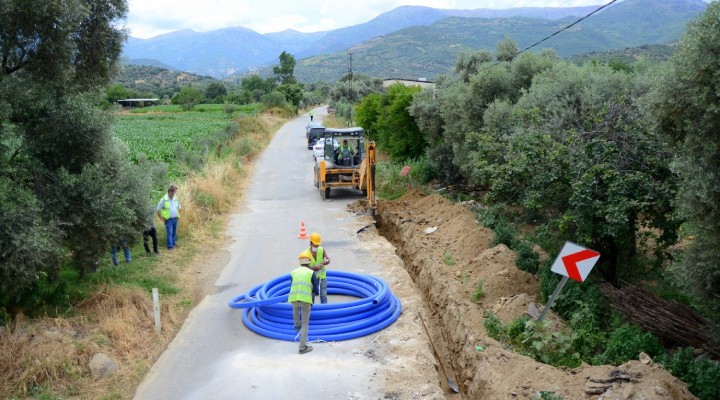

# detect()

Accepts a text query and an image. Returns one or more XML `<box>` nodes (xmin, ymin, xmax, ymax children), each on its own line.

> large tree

<box><xmin>652</xmin><ymin>2</ymin><xmax>720</xmax><ymax>321</ymax></box>
<box><xmin>0</xmin><ymin>0</ymin><xmax>150</xmax><ymax>306</ymax></box>
<box><xmin>273</xmin><ymin>51</ymin><xmax>297</xmax><ymax>85</ymax></box>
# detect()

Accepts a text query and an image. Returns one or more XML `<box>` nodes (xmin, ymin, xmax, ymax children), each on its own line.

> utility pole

<box><xmin>348</xmin><ymin>52</ymin><xmax>353</xmax><ymax>104</ymax></box>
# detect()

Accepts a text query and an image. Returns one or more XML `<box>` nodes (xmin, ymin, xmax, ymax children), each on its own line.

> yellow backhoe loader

<box><xmin>313</xmin><ymin>127</ymin><xmax>377</xmax><ymax>212</ymax></box>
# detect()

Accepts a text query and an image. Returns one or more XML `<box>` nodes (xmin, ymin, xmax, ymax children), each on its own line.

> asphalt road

<box><xmin>134</xmin><ymin>107</ymin><xmax>387</xmax><ymax>399</ymax></box>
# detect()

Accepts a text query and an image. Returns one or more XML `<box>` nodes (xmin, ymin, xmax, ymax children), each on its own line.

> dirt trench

<box><xmin>371</xmin><ymin>190</ymin><xmax>697</xmax><ymax>400</ymax></box>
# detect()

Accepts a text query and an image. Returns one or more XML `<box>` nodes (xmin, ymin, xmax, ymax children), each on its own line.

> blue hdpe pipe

<box><xmin>228</xmin><ymin>270</ymin><xmax>402</xmax><ymax>342</ymax></box>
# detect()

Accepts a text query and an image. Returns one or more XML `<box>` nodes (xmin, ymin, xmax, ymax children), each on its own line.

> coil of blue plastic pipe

<box><xmin>228</xmin><ymin>270</ymin><xmax>402</xmax><ymax>342</ymax></box>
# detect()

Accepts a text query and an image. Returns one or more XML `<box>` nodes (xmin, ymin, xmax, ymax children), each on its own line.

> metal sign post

<box><xmin>152</xmin><ymin>288</ymin><xmax>161</xmax><ymax>332</ymax></box>
<box><xmin>537</xmin><ymin>276</ymin><xmax>568</xmax><ymax>322</ymax></box>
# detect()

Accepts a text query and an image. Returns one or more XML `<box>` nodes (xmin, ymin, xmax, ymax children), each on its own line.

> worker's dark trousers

<box><xmin>311</xmin><ymin>272</ymin><xmax>319</xmax><ymax>304</ymax></box>
<box><xmin>143</xmin><ymin>227</ymin><xmax>159</xmax><ymax>254</ymax></box>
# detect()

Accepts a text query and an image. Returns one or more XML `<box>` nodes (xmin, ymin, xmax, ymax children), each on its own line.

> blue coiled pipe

<box><xmin>228</xmin><ymin>270</ymin><xmax>402</xmax><ymax>342</ymax></box>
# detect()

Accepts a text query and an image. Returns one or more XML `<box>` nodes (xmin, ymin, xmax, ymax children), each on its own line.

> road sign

<box><xmin>538</xmin><ymin>242</ymin><xmax>601</xmax><ymax>321</ymax></box>
<box><xmin>551</xmin><ymin>241</ymin><xmax>600</xmax><ymax>283</ymax></box>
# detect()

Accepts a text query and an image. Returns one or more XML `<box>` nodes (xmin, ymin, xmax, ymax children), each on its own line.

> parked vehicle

<box><xmin>306</xmin><ymin>123</ymin><xmax>325</xmax><ymax>149</ymax></box>
<box><xmin>313</xmin><ymin>137</ymin><xmax>338</xmax><ymax>160</ymax></box>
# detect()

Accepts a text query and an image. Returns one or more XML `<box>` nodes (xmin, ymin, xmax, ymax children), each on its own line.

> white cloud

<box><xmin>124</xmin><ymin>0</ymin><xmax>614</xmax><ymax>38</ymax></box>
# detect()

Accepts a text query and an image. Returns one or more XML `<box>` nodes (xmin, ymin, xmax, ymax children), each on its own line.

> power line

<box><xmin>477</xmin><ymin>0</ymin><xmax>619</xmax><ymax>74</ymax></box>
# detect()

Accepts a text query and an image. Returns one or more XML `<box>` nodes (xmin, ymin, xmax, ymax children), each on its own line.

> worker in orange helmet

<box><xmin>307</xmin><ymin>232</ymin><xmax>330</xmax><ymax>304</ymax></box>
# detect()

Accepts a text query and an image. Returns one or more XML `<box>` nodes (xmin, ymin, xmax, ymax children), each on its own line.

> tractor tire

<box><xmin>321</xmin><ymin>187</ymin><xmax>330</xmax><ymax>200</ymax></box>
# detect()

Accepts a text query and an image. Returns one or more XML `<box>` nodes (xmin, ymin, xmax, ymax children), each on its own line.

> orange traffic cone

<box><xmin>297</xmin><ymin>221</ymin><xmax>309</xmax><ymax>239</ymax></box>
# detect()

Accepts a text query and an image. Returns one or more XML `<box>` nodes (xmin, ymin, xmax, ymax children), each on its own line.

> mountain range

<box><xmin>122</xmin><ymin>0</ymin><xmax>709</xmax><ymax>82</ymax></box>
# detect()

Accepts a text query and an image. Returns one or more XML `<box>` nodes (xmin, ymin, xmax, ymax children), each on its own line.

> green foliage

<box><xmin>496</xmin><ymin>37</ymin><xmax>519</xmax><ymax>62</ymax></box>
<box><xmin>113</xmin><ymin>65</ymin><xmax>219</xmax><ymax>99</ymax></box>
<box><xmin>455</xmin><ymin>50</ymin><xmax>493</xmax><ymax>82</ymax></box>
<box><xmin>112</xmin><ymin>109</ymin><xmax>248</xmax><ymax>179</ymax></box>
<box><xmin>355</xmin><ymin>93</ymin><xmax>383</xmax><ymax>138</ymax></box>
<box><xmin>478</xmin><ymin>207</ymin><xmax>540</xmax><ymax>273</ymax></box>
<box><xmin>260</xmin><ymin>91</ymin><xmax>289</xmax><ymax>109</ymax></box>
<box><xmin>658</xmin><ymin>348</ymin><xmax>720</xmax><ymax>400</ymax></box>
<box><xmin>470</xmin><ymin>280</ymin><xmax>485</xmax><ymax>302</ymax></box>
<box><xmin>535</xmin><ymin>392</ymin><xmax>563</xmax><ymax>400</ymax></box>
<box><xmin>538</xmin><ymin>261</ymin><xmax>608</xmax><ymax>326</ymax></box>
<box><xmin>442</xmin><ymin>252</ymin><xmax>455</xmax><ymax>266</ymax></box>
<box><xmin>47</xmin><ymin>154</ymin><xmax>151</xmax><ymax>274</ymax></box>
<box><xmin>652</xmin><ymin>2</ymin><xmax>720</xmax><ymax>325</ymax></box>
<box><xmin>277</xmin><ymin>83</ymin><xmax>303</xmax><ymax>107</ymax></box>
<box><xmin>375</xmin><ymin>158</ymin><xmax>433</xmax><ymax>200</ymax></box>
<box><xmin>483</xmin><ymin>314</ymin><xmax>581</xmax><ymax>368</ymax></box>
<box><xmin>172</xmin><ymin>87</ymin><xmax>205</xmax><ymax>111</ymax></box>
<box><xmin>273</xmin><ymin>51</ymin><xmax>297</xmax><ymax>85</ymax></box>
<box><xmin>356</xmin><ymin>83</ymin><xmax>427</xmax><ymax>161</ymax></box>
<box><xmin>0</xmin><ymin>180</ymin><xmax>64</xmax><ymax>305</ymax></box>
<box><xmin>595</xmin><ymin>322</ymin><xmax>664</xmax><ymax>365</ymax></box>
<box><xmin>292</xmin><ymin>4</ymin><xmax>703</xmax><ymax>83</ymax></box>
<box><xmin>106</xmin><ymin>84</ymin><xmax>134</xmax><ymax>103</ymax></box>
<box><xmin>329</xmin><ymin>73</ymin><xmax>384</xmax><ymax>105</ymax></box>
<box><xmin>376</xmin><ymin>84</ymin><xmax>426</xmax><ymax>161</ymax></box>
<box><xmin>205</xmin><ymin>82</ymin><xmax>227</xmax><ymax>103</ymax></box>
<box><xmin>0</xmin><ymin>0</ymin><xmax>145</xmax><ymax>309</ymax></box>
<box><xmin>241</xmin><ymin>75</ymin><xmax>276</xmax><ymax>101</ymax></box>
<box><xmin>483</xmin><ymin>313</ymin><xmax>505</xmax><ymax>340</ymax></box>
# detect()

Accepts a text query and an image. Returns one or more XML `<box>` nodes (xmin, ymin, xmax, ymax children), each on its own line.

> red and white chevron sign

<box><xmin>550</xmin><ymin>242</ymin><xmax>600</xmax><ymax>283</ymax></box>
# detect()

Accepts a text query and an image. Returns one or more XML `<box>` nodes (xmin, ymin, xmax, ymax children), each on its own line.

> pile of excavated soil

<box><xmin>370</xmin><ymin>190</ymin><xmax>696</xmax><ymax>400</ymax></box>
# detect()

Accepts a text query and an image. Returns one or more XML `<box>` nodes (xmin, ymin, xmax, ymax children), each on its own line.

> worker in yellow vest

<box><xmin>307</xmin><ymin>232</ymin><xmax>331</xmax><ymax>304</ymax></box>
<box><xmin>156</xmin><ymin>184</ymin><xmax>181</xmax><ymax>250</ymax></box>
<box><xmin>289</xmin><ymin>252</ymin><xmax>315</xmax><ymax>354</ymax></box>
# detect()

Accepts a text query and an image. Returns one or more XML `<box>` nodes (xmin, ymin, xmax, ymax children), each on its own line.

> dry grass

<box><xmin>0</xmin><ymin>112</ymin><xmax>286</xmax><ymax>399</ymax></box>
<box><xmin>322</xmin><ymin>114</ymin><xmax>350</xmax><ymax>128</ymax></box>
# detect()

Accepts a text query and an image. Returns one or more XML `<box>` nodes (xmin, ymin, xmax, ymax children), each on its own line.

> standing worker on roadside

<box><xmin>307</xmin><ymin>232</ymin><xmax>330</xmax><ymax>304</ymax></box>
<box><xmin>289</xmin><ymin>252</ymin><xmax>315</xmax><ymax>354</ymax></box>
<box><xmin>309</xmin><ymin>110</ymin><xmax>314</xmax><ymax>121</ymax></box>
<box><xmin>157</xmin><ymin>185</ymin><xmax>181</xmax><ymax>251</ymax></box>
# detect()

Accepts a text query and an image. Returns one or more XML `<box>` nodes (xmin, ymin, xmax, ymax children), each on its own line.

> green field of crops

<box><xmin>111</xmin><ymin>103</ymin><xmax>262</xmax><ymax>169</ymax></box>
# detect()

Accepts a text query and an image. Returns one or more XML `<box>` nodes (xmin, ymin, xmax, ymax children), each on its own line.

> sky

<box><xmin>125</xmin><ymin>0</ymin><xmax>613</xmax><ymax>39</ymax></box>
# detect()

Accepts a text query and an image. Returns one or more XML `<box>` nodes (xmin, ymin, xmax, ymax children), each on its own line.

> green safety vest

<box><xmin>339</xmin><ymin>145</ymin><xmax>352</xmax><ymax>157</ymax></box>
<box><xmin>160</xmin><ymin>194</ymin><xmax>180</xmax><ymax>220</ymax></box>
<box><xmin>288</xmin><ymin>266</ymin><xmax>314</xmax><ymax>304</ymax></box>
<box><xmin>310</xmin><ymin>247</ymin><xmax>326</xmax><ymax>279</ymax></box>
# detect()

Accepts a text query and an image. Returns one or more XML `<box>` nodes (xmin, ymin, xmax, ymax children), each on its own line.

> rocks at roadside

<box><xmin>89</xmin><ymin>353</ymin><xmax>118</xmax><ymax>379</ymax></box>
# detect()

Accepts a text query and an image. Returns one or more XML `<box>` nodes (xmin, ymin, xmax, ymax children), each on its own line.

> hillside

<box><xmin>568</xmin><ymin>44</ymin><xmax>677</xmax><ymax>65</ymax></box>
<box><xmin>290</xmin><ymin>0</ymin><xmax>706</xmax><ymax>82</ymax></box>
<box><xmin>122</xmin><ymin>4</ymin><xmax>604</xmax><ymax>78</ymax></box>
<box><xmin>115</xmin><ymin>64</ymin><xmax>218</xmax><ymax>98</ymax></box>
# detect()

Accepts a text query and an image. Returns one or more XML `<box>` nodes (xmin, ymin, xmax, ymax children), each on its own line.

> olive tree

<box><xmin>0</xmin><ymin>0</ymin><xmax>151</xmax><ymax>305</ymax></box>
<box><xmin>651</xmin><ymin>2</ymin><xmax>720</xmax><ymax>321</ymax></box>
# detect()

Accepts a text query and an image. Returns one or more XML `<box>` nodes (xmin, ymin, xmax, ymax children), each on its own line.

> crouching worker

<box><xmin>289</xmin><ymin>253</ymin><xmax>315</xmax><ymax>354</ymax></box>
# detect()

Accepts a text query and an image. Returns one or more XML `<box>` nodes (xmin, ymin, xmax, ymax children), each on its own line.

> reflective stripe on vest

<box><xmin>160</xmin><ymin>194</ymin><xmax>179</xmax><ymax>220</ymax></box>
<box><xmin>288</xmin><ymin>267</ymin><xmax>314</xmax><ymax>304</ymax></box>
<box><xmin>310</xmin><ymin>247</ymin><xmax>326</xmax><ymax>279</ymax></box>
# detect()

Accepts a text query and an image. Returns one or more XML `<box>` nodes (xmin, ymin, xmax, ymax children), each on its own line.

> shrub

<box><xmin>595</xmin><ymin>322</ymin><xmax>664</xmax><ymax>365</ymax></box>
<box><xmin>471</xmin><ymin>280</ymin><xmax>485</xmax><ymax>302</ymax></box>
<box><xmin>484</xmin><ymin>314</ymin><xmax>581</xmax><ymax>368</ymax></box>
<box><xmin>659</xmin><ymin>348</ymin><xmax>720</xmax><ymax>400</ymax></box>
<box><xmin>483</xmin><ymin>313</ymin><xmax>505</xmax><ymax>340</ymax></box>
<box><xmin>515</xmin><ymin>240</ymin><xmax>540</xmax><ymax>273</ymax></box>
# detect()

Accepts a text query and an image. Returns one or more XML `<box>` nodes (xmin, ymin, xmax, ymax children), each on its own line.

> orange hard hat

<box><xmin>309</xmin><ymin>232</ymin><xmax>321</xmax><ymax>245</ymax></box>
